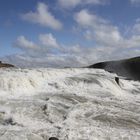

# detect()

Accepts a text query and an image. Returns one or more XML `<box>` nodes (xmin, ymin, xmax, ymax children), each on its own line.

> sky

<box><xmin>1</xmin><ymin>0</ymin><xmax>140</xmax><ymax>67</ymax></box>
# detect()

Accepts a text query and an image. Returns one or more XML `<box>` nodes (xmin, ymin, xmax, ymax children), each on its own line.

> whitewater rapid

<box><xmin>0</xmin><ymin>68</ymin><xmax>140</xmax><ymax>140</ymax></box>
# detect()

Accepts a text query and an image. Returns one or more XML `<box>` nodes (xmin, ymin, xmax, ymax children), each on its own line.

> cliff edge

<box><xmin>87</xmin><ymin>56</ymin><xmax>140</xmax><ymax>81</ymax></box>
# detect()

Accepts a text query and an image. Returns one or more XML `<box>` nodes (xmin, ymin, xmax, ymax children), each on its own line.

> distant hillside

<box><xmin>0</xmin><ymin>61</ymin><xmax>15</xmax><ymax>68</ymax></box>
<box><xmin>87</xmin><ymin>56</ymin><xmax>140</xmax><ymax>81</ymax></box>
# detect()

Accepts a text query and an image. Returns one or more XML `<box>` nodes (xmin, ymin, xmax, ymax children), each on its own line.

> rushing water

<box><xmin>0</xmin><ymin>68</ymin><xmax>140</xmax><ymax>140</ymax></box>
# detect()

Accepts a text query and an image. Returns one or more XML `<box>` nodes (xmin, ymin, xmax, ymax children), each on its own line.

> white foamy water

<box><xmin>0</xmin><ymin>68</ymin><xmax>140</xmax><ymax>140</ymax></box>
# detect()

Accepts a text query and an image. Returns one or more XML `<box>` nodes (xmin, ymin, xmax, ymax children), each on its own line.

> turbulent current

<box><xmin>0</xmin><ymin>68</ymin><xmax>140</xmax><ymax>140</ymax></box>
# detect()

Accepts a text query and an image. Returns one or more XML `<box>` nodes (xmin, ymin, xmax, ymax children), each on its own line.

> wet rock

<box><xmin>3</xmin><ymin>118</ymin><xmax>17</xmax><ymax>126</ymax></box>
<box><xmin>115</xmin><ymin>77</ymin><xmax>120</xmax><ymax>85</ymax></box>
<box><xmin>49</xmin><ymin>137</ymin><xmax>59</xmax><ymax>140</ymax></box>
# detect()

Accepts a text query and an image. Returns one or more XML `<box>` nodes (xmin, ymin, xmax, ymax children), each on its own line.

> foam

<box><xmin>0</xmin><ymin>68</ymin><xmax>139</xmax><ymax>140</ymax></box>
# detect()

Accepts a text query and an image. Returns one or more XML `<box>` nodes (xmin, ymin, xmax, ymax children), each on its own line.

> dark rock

<box><xmin>3</xmin><ymin>118</ymin><xmax>16</xmax><ymax>125</ymax></box>
<box><xmin>87</xmin><ymin>56</ymin><xmax>140</xmax><ymax>81</ymax></box>
<box><xmin>49</xmin><ymin>137</ymin><xmax>59</xmax><ymax>140</ymax></box>
<box><xmin>115</xmin><ymin>77</ymin><xmax>120</xmax><ymax>85</ymax></box>
<box><xmin>0</xmin><ymin>61</ymin><xmax>15</xmax><ymax>68</ymax></box>
<box><xmin>41</xmin><ymin>104</ymin><xmax>47</xmax><ymax>112</ymax></box>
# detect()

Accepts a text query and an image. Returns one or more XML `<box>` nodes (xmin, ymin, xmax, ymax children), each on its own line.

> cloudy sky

<box><xmin>1</xmin><ymin>0</ymin><xmax>140</xmax><ymax>67</ymax></box>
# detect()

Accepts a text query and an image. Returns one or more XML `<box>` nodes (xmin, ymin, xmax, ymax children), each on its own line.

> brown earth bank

<box><xmin>87</xmin><ymin>56</ymin><xmax>140</xmax><ymax>81</ymax></box>
<box><xmin>0</xmin><ymin>61</ymin><xmax>15</xmax><ymax>68</ymax></box>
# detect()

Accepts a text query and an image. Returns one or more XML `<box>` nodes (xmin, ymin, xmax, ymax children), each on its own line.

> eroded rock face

<box><xmin>0</xmin><ymin>61</ymin><xmax>14</xmax><ymax>68</ymax></box>
<box><xmin>88</xmin><ymin>56</ymin><xmax>140</xmax><ymax>81</ymax></box>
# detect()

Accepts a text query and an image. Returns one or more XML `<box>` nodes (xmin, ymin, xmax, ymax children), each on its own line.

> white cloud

<box><xmin>3</xmin><ymin>8</ymin><xmax>140</xmax><ymax>68</ymax></box>
<box><xmin>39</xmin><ymin>33</ymin><xmax>59</xmax><ymax>48</ymax></box>
<box><xmin>58</xmin><ymin>0</ymin><xmax>107</xmax><ymax>8</ymax></box>
<box><xmin>58</xmin><ymin>0</ymin><xmax>81</xmax><ymax>8</ymax></box>
<box><xmin>94</xmin><ymin>27</ymin><xmax>122</xmax><ymax>46</ymax></box>
<box><xmin>4</xmin><ymin>36</ymin><xmax>140</xmax><ymax>68</ymax></box>
<box><xmin>74</xmin><ymin>9</ymin><xmax>122</xmax><ymax>46</ymax></box>
<box><xmin>74</xmin><ymin>9</ymin><xmax>108</xmax><ymax>27</ymax></box>
<box><xmin>84</xmin><ymin>30</ymin><xmax>93</xmax><ymax>40</ymax></box>
<box><xmin>11</xmin><ymin>33</ymin><xmax>105</xmax><ymax>67</ymax></box>
<box><xmin>74</xmin><ymin>9</ymin><xmax>140</xmax><ymax>62</ymax></box>
<box><xmin>14</xmin><ymin>33</ymin><xmax>62</xmax><ymax>58</ymax></box>
<box><xmin>130</xmin><ymin>0</ymin><xmax>140</xmax><ymax>4</ymax></box>
<box><xmin>7</xmin><ymin>12</ymin><xmax>140</xmax><ymax>68</ymax></box>
<box><xmin>132</xmin><ymin>20</ymin><xmax>140</xmax><ymax>34</ymax></box>
<box><xmin>124</xmin><ymin>35</ymin><xmax>140</xmax><ymax>48</ymax></box>
<box><xmin>15</xmin><ymin>36</ymin><xmax>38</xmax><ymax>50</ymax></box>
<box><xmin>21</xmin><ymin>2</ymin><xmax>62</xmax><ymax>30</ymax></box>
